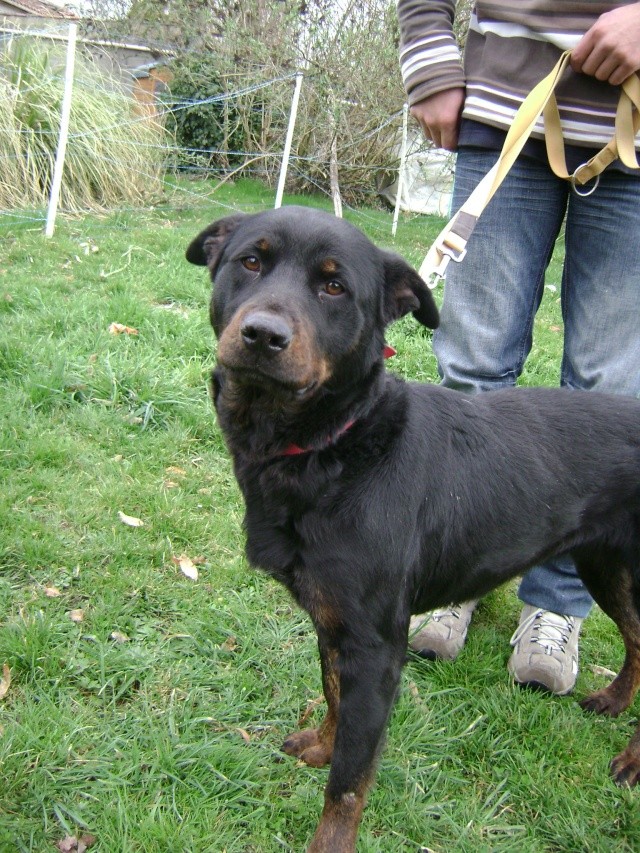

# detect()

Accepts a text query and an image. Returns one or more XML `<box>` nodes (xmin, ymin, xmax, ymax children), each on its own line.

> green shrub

<box><xmin>166</xmin><ymin>52</ymin><xmax>259</xmax><ymax>173</ymax></box>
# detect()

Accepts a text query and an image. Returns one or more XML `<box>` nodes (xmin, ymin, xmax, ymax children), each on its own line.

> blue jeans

<box><xmin>433</xmin><ymin>149</ymin><xmax>640</xmax><ymax>618</ymax></box>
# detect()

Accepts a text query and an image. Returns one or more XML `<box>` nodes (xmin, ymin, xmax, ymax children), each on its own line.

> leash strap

<box><xmin>420</xmin><ymin>50</ymin><xmax>640</xmax><ymax>287</ymax></box>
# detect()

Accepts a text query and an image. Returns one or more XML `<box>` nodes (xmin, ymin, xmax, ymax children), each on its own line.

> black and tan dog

<box><xmin>187</xmin><ymin>206</ymin><xmax>640</xmax><ymax>852</ymax></box>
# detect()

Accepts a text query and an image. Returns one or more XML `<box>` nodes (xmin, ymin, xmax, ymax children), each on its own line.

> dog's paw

<box><xmin>611</xmin><ymin>748</ymin><xmax>640</xmax><ymax>787</ymax></box>
<box><xmin>282</xmin><ymin>728</ymin><xmax>333</xmax><ymax>767</ymax></box>
<box><xmin>580</xmin><ymin>686</ymin><xmax>630</xmax><ymax>718</ymax></box>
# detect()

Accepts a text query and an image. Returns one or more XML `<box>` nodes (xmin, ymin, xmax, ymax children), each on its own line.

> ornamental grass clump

<box><xmin>0</xmin><ymin>36</ymin><xmax>169</xmax><ymax>212</ymax></box>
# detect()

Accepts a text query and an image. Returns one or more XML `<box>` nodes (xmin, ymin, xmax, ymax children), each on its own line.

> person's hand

<box><xmin>571</xmin><ymin>3</ymin><xmax>640</xmax><ymax>85</ymax></box>
<box><xmin>410</xmin><ymin>87</ymin><xmax>465</xmax><ymax>151</ymax></box>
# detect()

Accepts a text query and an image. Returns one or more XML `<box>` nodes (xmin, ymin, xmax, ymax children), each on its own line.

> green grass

<box><xmin>1</xmin><ymin>180</ymin><xmax>637</xmax><ymax>852</ymax></box>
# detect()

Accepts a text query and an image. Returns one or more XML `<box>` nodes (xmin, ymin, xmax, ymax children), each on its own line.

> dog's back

<box><xmin>402</xmin><ymin>383</ymin><xmax>640</xmax><ymax>609</ymax></box>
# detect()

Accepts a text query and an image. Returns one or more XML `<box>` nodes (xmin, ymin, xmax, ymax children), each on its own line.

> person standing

<box><xmin>397</xmin><ymin>0</ymin><xmax>640</xmax><ymax>694</ymax></box>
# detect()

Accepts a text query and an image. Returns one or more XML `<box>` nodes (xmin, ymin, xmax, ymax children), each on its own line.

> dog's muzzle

<box><xmin>217</xmin><ymin>303</ymin><xmax>331</xmax><ymax>401</ymax></box>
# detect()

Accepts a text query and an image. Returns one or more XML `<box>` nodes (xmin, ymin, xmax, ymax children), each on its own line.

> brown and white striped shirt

<box><xmin>398</xmin><ymin>0</ymin><xmax>640</xmax><ymax>149</ymax></box>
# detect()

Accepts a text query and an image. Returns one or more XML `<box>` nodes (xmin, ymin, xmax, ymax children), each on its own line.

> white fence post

<box><xmin>45</xmin><ymin>22</ymin><xmax>77</xmax><ymax>238</ymax></box>
<box><xmin>275</xmin><ymin>71</ymin><xmax>303</xmax><ymax>209</ymax></box>
<box><xmin>330</xmin><ymin>131</ymin><xmax>342</xmax><ymax>218</ymax></box>
<box><xmin>392</xmin><ymin>103</ymin><xmax>409</xmax><ymax>237</ymax></box>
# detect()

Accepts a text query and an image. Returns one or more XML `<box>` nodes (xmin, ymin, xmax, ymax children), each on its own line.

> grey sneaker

<box><xmin>508</xmin><ymin>604</ymin><xmax>583</xmax><ymax>695</ymax></box>
<box><xmin>409</xmin><ymin>601</ymin><xmax>478</xmax><ymax>660</ymax></box>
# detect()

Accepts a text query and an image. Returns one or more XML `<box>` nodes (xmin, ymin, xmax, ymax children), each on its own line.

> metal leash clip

<box><xmin>419</xmin><ymin>241</ymin><xmax>467</xmax><ymax>289</ymax></box>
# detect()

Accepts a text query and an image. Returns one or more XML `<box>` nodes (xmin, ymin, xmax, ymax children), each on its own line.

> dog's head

<box><xmin>187</xmin><ymin>206</ymin><xmax>438</xmax><ymax>402</ymax></box>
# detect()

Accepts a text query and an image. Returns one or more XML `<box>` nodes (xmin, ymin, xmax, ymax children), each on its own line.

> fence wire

<box><xmin>0</xmin><ymin>25</ymin><xmax>452</xmax><ymax>243</ymax></box>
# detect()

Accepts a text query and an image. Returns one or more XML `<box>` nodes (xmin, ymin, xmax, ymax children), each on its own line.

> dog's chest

<box><xmin>241</xmin><ymin>460</ymin><xmax>338</xmax><ymax>585</ymax></box>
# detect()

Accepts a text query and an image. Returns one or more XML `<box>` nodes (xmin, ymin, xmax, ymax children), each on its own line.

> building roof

<box><xmin>0</xmin><ymin>0</ymin><xmax>78</xmax><ymax>19</ymax></box>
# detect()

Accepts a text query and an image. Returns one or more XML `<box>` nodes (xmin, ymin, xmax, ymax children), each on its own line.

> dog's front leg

<box><xmin>283</xmin><ymin>629</ymin><xmax>339</xmax><ymax>767</ymax></box>
<box><xmin>306</xmin><ymin>635</ymin><xmax>406</xmax><ymax>853</ymax></box>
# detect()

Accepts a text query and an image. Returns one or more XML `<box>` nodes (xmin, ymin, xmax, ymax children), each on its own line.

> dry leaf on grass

<box><xmin>110</xmin><ymin>631</ymin><xmax>130</xmax><ymax>644</ymax></box>
<box><xmin>172</xmin><ymin>554</ymin><xmax>198</xmax><ymax>581</ymax></box>
<box><xmin>108</xmin><ymin>322</ymin><xmax>138</xmax><ymax>336</ymax></box>
<box><xmin>44</xmin><ymin>584</ymin><xmax>62</xmax><ymax>597</ymax></box>
<box><xmin>56</xmin><ymin>834</ymin><xmax>96</xmax><ymax>852</ymax></box>
<box><xmin>118</xmin><ymin>510</ymin><xmax>144</xmax><ymax>528</ymax></box>
<box><xmin>590</xmin><ymin>664</ymin><xmax>617</xmax><ymax>679</ymax></box>
<box><xmin>0</xmin><ymin>664</ymin><xmax>11</xmax><ymax>700</ymax></box>
<box><xmin>69</xmin><ymin>609</ymin><xmax>85</xmax><ymax>623</ymax></box>
<box><xmin>165</xmin><ymin>466</ymin><xmax>187</xmax><ymax>477</ymax></box>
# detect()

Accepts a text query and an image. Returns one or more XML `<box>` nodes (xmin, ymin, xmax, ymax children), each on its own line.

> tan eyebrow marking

<box><xmin>320</xmin><ymin>258</ymin><xmax>338</xmax><ymax>275</ymax></box>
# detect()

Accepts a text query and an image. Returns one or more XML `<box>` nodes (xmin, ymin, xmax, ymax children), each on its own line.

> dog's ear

<box><xmin>186</xmin><ymin>215</ymin><xmax>245</xmax><ymax>270</ymax></box>
<box><xmin>382</xmin><ymin>252</ymin><xmax>439</xmax><ymax>329</ymax></box>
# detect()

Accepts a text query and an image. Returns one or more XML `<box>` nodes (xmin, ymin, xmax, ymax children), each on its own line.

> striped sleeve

<box><xmin>397</xmin><ymin>0</ymin><xmax>640</xmax><ymax>149</ymax></box>
<box><xmin>398</xmin><ymin>0</ymin><xmax>465</xmax><ymax>106</ymax></box>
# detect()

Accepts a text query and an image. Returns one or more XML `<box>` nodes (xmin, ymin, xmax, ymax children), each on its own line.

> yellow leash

<box><xmin>420</xmin><ymin>50</ymin><xmax>640</xmax><ymax>287</ymax></box>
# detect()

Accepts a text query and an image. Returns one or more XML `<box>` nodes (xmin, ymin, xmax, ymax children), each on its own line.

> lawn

<box><xmin>1</xmin><ymin>180</ymin><xmax>638</xmax><ymax>852</ymax></box>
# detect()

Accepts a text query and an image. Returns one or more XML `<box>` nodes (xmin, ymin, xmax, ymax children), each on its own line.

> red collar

<box><xmin>382</xmin><ymin>344</ymin><xmax>396</xmax><ymax>359</ymax></box>
<box><xmin>280</xmin><ymin>418</ymin><xmax>355</xmax><ymax>456</ymax></box>
<box><xmin>279</xmin><ymin>344</ymin><xmax>396</xmax><ymax>457</ymax></box>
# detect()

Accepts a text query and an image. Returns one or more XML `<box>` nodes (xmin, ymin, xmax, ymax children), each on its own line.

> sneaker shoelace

<box><xmin>432</xmin><ymin>608</ymin><xmax>460</xmax><ymax>621</ymax></box>
<box><xmin>510</xmin><ymin>609</ymin><xmax>576</xmax><ymax>656</ymax></box>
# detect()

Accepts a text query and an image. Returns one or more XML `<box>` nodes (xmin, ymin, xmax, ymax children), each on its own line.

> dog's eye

<box><xmin>323</xmin><ymin>281</ymin><xmax>344</xmax><ymax>296</ymax></box>
<box><xmin>242</xmin><ymin>256</ymin><xmax>261</xmax><ymax>273</ymax></box>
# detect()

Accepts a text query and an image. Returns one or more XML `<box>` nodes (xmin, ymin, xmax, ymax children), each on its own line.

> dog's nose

<box><xmin>241</xmin><ymin>311</ymin><xmax>292</xmax><ymax>355</ymax></box>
